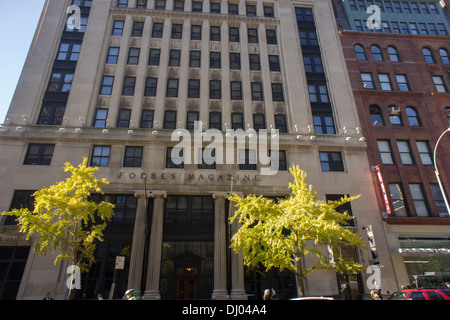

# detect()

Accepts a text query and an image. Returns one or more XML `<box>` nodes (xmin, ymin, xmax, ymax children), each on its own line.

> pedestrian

<box><xmin>43</xmin><ymin>292</ymin><xmax>53</xmax><ymax>300</ymax></box>
<box><xmin>340</xmin><ymin>283</ymin><xmax>351</xmax><ymax>300</ymax></box>
<box><xmin>263</xmin><ymin>289</ymin><xmax>272</xmax><ymax>300</ymax></box>
<box><xmin>371</xmin><ymin>290</ymin><xmax>381</xmax><ymax>300</ymax></box>
<box><xmin>125</xmin><ymin>289</ymin><xmax>136</xmax><ymax>300</ymax></box>
<box><xmin>97</xmin><ymin>293</ymin><xmax>103</xmax><ymax>300</ymax></box>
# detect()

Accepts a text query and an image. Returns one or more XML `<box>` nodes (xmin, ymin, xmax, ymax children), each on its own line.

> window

<box><xmin>198</xmin><ymin>148</ymin><xmax>216</xmax><ymax>169</ymax></box>
<box><xmin>354</xmin><ymin>44</ymin><xmax>367</xmax><ymax>61</ymax></box>
<box><xmin>416</xmin><ymin>141</ymin><xmax>432</xmax><ymax>165</ymax></box>
<box><xmin>409</xmin><ymin>184</ymin><xmax>429</xmax><ymax>216</ymax></box>
<box><xmin>37</xmin><ymin>103</ymin><xmax>66</xmax><ymax>126</ymax></box>
<box><xmin>24</xmin><ymin>144</ymin><xmax>55</xmax><ymax>165</ymax></box>
<box><xmin>402</xmin><ymin>2</ymin><xmax>411</xmax><ymax>13</ymax></box>
<box><xmin>210</xmin><ymin>26</ymin><xmax>221</xmax><ymax>41</ymax></box>
<box><xmin>422</xmin><ymin>47</ymin><xmax>436</xmax><ymax>63</ymax></box>
<box><xmin>57</xmin><ymin>42</ymin><xmax>82</xmax><ymax>61</ymax></box>
<box><xmin>132</xmin><ymin>21</ymin><xmax>144</xmax><ymax>37</ymax></box>
<box><xmin>432</xmin><ymin>76</ymin><xmax>448</xmax><ymax>93</ymax></box>
<box><xmin>228</xmin><ymin>3</ymin><xmax>239</xmax><ymax>14</ymax></box>
<box><xmin>186</xmin><ymin>111</ymin><xmax>199</xmax><ymax>130</ymax></box>
<box><xmin>440</xmin><ymin>48</ymin><xmax>450</xmax><ymax>64</ymax></box>
<box><xmin>100</xmin><ymin>76</ymin><xmax>114</xmax><ymax>95</ymax></box>
<box><xmin>251</xmin><ymin>82</ymin><xmax>263</xmax><ymax>101</ymax></box>
<box><xmin>117</xmin><ymin>0</ymin><xmax>128</xmax><ymax>7</ymax></box>
<box><xmin>326</xmin><ymin>194</ymin><xmax>355</xmax><ymax>226</ymax></box>
<box><xmin>123</xmin><ymin>146</ymin><xmax>143</xmax><ymax>167</ymax></box>
<box><xmin>209</xmin><ymin>112</ymin><xmax>221</xmax><ymax>130</ymax></box>
<box><xmin>188</xmin><ymin>79</ymin><xmax>200</xmax><ymax>98</ymax></box>
<box><xmin>171</xmin><ymin>23</ymin><xmax>183</xmax><ymax>39</ymax></box>
<box><xmin>169</xmin><ymin>49</ymin><xmax>181</xmax><ymax>66</ymax></box>
<box><xmin>112</xmin><ymin>20</ymin><xmax>124</xmax><ymax>36</ymax></box>
<box><xmin>93</xmin><ymin>108</ymin><xmax>108</xmax><ymax>127</ymax></box>
<box><xmin>47</xmin><ymin>71</ymin><xmax>73</xmax><ymax>93</ymax></box>
<box><xmin>248</xmin><ymin>28</ymin><xmax>258</xmax><ymax>43</ymax></box>
<box><xmin>419</xmin><ymin>23</ymin><xmax>428</xmax><ymax>35</ymax></box>
<box><xmin>192</xmin><ymin>1</ymin><xmax>202</xmax><ymax>12</ymax></box>
<box><xmin>141</xmin><ymin>110</ymin><xmax>154</xmax><ymax>128</ymax></box>
<box><xmin>152</xmin><ymin>22</ymin><xmax>164</xmax><ymax>38</ymax></box>
<box><xmin>428</xmin><ymin>23</ymin><xmax>438</xmax><ymax>35</ymax></box>
<box><xmin>264</xmin><ymin>6</ymin><xmax>274</xmax><ymax>17</ymax></box>
<box><xmin>253</xmin><ymin>114</ymin><xmax>266</xmax><ymax>130</ymax></box>
<box><xmin>429</xmin><ymin>3</ymin><xmax>438</xmax><ymax>14</ymax></box>
<box><xmin>361</xmin><ymin>73</ymin><xmax>375</xmax><ymax>89</ymax></box>
<box><xmin>91</xmin><ymin>146</ymin><xmax>111</xmax><ymax>167</ymax></box>
<box><xmin>148</xmin><ymin>48</ymin><xmax>161</xmax><ymax>65</ymax></box>
<box><xmin>136</xmin><ymin>0</ymin><xmax>147</xmax><ymax>8</ymax></box>
<box><xmin>229</xmin><ymin>27</ymin><xmax>240</xmax><ymax>42</ymax></box>
<box><xmin>420</xmin><ymin>3</ymin><xmax>429</xmax><ymax>14</ymax></box>
<box><xmin>397</xmin><ymin>140</ymin><xmax>414</xmax><ymax>165</ymax></box>
<box><xmin>117</xmin><ymin>109</ymin><xmax>131</xmax><ymax>128</ymax></box>
<box><xmin>430</xmin><ymin>184</ymin><xmax>449</xmax><ymax>217</ymax></box>
<box><xmin>400</xmin><ymin>22</ymin><xmax>409</xmax><ymax>34</ymax></box>
<box><xmin>106</xmin><ymin>47</ymin><xmax>120</xmax><ymax>64</ymax></box>
<box><xmin>409</xmin><ymin>23</ymin><xmax>418</xmax><ymax>34</ymax></box>
<box><xmin>271</xmin><ymin>150</ymin><xmax>287</xmax><ymax>171</ymax></box>
<box><xmin>239</xmin><ymin>149</ymin><xmax>257</xmax><ymax>170</ymax></box>
<box><xmin>166</xmin><ymin>147</ymin><xmax>184</xmax><ymax>168</ymax></box>
<box><xmin>299</xmin><ymin>30</ymin><xmax>318</xmax><ymax>47</ymax></box>
<box><xmin>210</xmin><ymin>80</ymin><xmax>221</xmax><ymax>99</ymax></box>
<box><xmin>319</xmin><ymin>152</ymin><xmax>344</xmax><ymax>172</ymax></box>
<box><xmin>355</xmin><ymin>20</ymin><xmax>364</xmax><ymax>31</ymax></box>
<box><xmin>232</xmin><ymin>113</ymin><xmax>244</xmax><ymax>130</ymax></box>
<box><xmin>122</xmin><ymin>77</ymin><xmax>136</xmax><ymax>96</ymax></box>
<box><xmin>370</xmin><ymin>105</ymin><xmax>384</xmax><ymax>126</ymax></box>
<box><xmin>388</xmin><ymin>106</ymin><xmax>402</xmax><ymax>126</ymax></box>
<box><xmin>210</xmin><ymin>1</ymin><xmax>221</xmax><ymax>13</ymax></box>
<box><xmin>378</xmin><ymin>140</ymin><xmax>394</xmax><ymax>164</ymax></box>
<box><xmin>268</xmin><ymin>55</ymin><xmax>281</xmax><ymax>72</ymax></box>
<box><xmin>437</xmin><ymin>23</ymin><xmax>448</xmax><ymax>35</ymax></box>
<box><xmin>231</xmin><ymin>81</ymin><xmax>242</xmax><ymax>100</ymax></box>
<box><xmin>266</xmin><ymin>29</ymin><xmax>277</xmax><ymax>44</ymax></box>
<box><xmin>371</xmin><ymin>45</ymin><xmax>384</xmax><ymax>61</ymax></box>
<box><xmin>378</xmin><ymin>74</ymin><xmax>393</xmax><ymax>91</ymax></box>
<box><xmin>144</xmin><ymin>77</ymin><xmax>158</xmax><ymax>96</ymax></box>
<box><xmin>275</xmin><ymin>115</ymin><xmax>288</xmax><ymax>133</ymax></box>
<box><xmin>387</xmin><ymin>46</ymin><xmax>400</xmax><ymax>62</ymax></box>
<box><xmin>210</xmin><ymin>52</ymin><xmax>221</xmax><ymax>68</ymax></box>
<box><xmin>166</xmin><ymin>78</ymin><xmax>179</xmax><ymax>97</ymax></box>
<box><xmin>249</xmin><ymin>54</ymin><xmax>260</xmax><ymax>70</ymax></box>
<box><xmin>191</xmin><ymin>25</ymin><xmax>202</xmax><ymax>40</ymax></box>
<box><xmin>308</xmin><ymin>84</ymin><xmax>329</xmax><ymax>103</ymax></box>
<box><xmin>388</xmin><ymin>183</ymin><xmax>407</xmax><ymax>216</ymax></box>
<box><xmin>155</xmin><ymin>0</ymin><xmax>166</xmax><ymax>9</ymax></box>
<box><xmin>313</xmin><ymin>113</ymin><xmax>335</xmax><ymax>134</ymax></box>
<box><xmin>127</xmin><ymin>47</ymin><xmax>140</xmax><ymax>64</ymax></box>
<box><xmin>406</xmin><ymin>107</ymin><xmax>420</xmax><ymax>126</ymax></box>
<box><xmin>246</xmin><ymin>4</ymin><xmax>256</xmax><ymax>16</ymax></box>
<box><xmin>164</xmin><ymin>111</ymin><xmax>177</xmax><ymax>129</ymax></box>
<box><xmin>230</xmin><ymin>52</ymin><xmax>241</xmax><ymax>69</ymax></box>
<box><xmin>173</xmin><ymin>0</ymin><xmax>184</xmax><ymax>10</ymax></box>
<box><xmin>396</xmin><ymin>74</ymin><xmax>410</xmax><ymax>91</ymax></box>
<box><xmin>271</xmin><ymin>83</ymin><xmax>284</xmax><ymax>101</ymax></box>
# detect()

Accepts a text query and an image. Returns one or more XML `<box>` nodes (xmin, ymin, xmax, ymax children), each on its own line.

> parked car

<box><xmin>388</xmin><ymin>289</ymin><xmax>450</xmax><ymax>300</ymax></box>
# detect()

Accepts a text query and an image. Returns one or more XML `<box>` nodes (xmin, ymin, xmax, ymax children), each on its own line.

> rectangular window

<box><xmin>112</xmin><ymin>20</ymin><xmax>125</xmax><ymax>36</ymax></box>
<box><xmin>379</xmin><ymin>73</ymin><xmax>393</xmax><ymax>91</ymax></box>
<box><xmin>166</xmin><ymin>147</ymin><xmax>184</xmax><ymax>168</ymax></box>
<box><xmin>210</xmin><ymin>26</ymin><xmax>221</xmax><ymax>41</ymax></box>
<box><xmin>319</xmin><ymin>152</ymin><xmax>344</xmax><ymax>172</ymax></box>
<box><xmin>266</xmin><ymin>29</ymin><xmax>277</xmax><ymax>44</ymax></box>
<box><xmin>106</xmin><ymin>46</ymin><xmax>120</xmax><ymax>64</ymax></box>
<box><xmin>91</xmin><ymin>146</ymin><xmax>111</xmax><ymax>167</ymax></box>
<box><xmin>308</xmin><ymin>84</ymin><xmax>329</xmax><ymax>103</ymax></box>
<box><xmin>127</xmin><ymin>47</ymin><xmax>140</xmax><ymax>65</ymax></box>
<box><xmin>136</xmin><ymin>0</ymin><xmax>147</xmax><ymax>8</ymax></box>
<box><xmin>271</xmin><ymin>150</ymin><xmax>287</xmax><ymax>171</ymax></box>
<box><xmin>152</xmin><ymin>22</ymin><xmax>164</xmax><ymax>38</ymax></box>
<box><xmin>271</xmin><ymin>83</ymin><xmax>284</xmax><ymax>101</ymax></box>
<box><xmin>191</xmin><ymin>25</ymin><xmax>202</xmax><ymax>40</ymax></box>
<box><xmin>166</xmin><ymin>78</ymin><xmax>179</xmax><ymax>97</ymax></box>
<box><xmin>231</xmin><ymin>81</ymin><xmax>242</xmax><ymax>100</ymax></box>
<box><xmin>275</xmin><ymin>114</ymin><xmax>288</xmax><ymax>133</ymax></box>
<box><xmin>171</xmin><ymin>24</ymin><xmax>183</xmax><ymax>39</ymax></box>
<box><xmin>251</xmin><ymin>82</ymin><xmax>263</xmax><ymax>101</ymax></box>
<box><xmin>155</xmin><ymin>0</ymin><xmax>166</xmax><ymax>9</ymax></box>
<box><xmin>230</xmin><ymin>52</ymin><xmax>241</xmax><ymax>69</ymax></box>
<box><xmin>187</xmin><ymin>111</ymin><xmax>199</xmax><ymax>130</ymax></box>
<box><xmin>210</xmin><ymin>80</ymin><xmax>221</xmax><ymax>99</ymax></box>
<box><xmin>210</xmin><ymin>2</ymin><xmax>221</xmax><ymax>13</ymax></box>
<box><xmin>303</xmin><ymin>55</ymin><xmax>323</xmax><ymax>74</ymax></box>
<box><xmin>173</xmin><ymin>0</ymin><xmax>185</xmax><ymax>11</ymax></box>
<box><xmin>122</xmin><ymin>76</ymin><xmax>136</xmax><ymax>96</ymax></box>
<box><xmin>117</xmin><ymin>0</ymin><xmax>128</xmax><ymax>7</ymax></box>
<box><xmin>228</xmin><ymin>3</ymin><xmax>239</xmax><ymax>14</ymax></box>
<box><xmin>248</xmin><ymin>28</ymin><xmax>258</xmax><ymax>43</ymax></box>
<box><xmin>169</xmin><ymin>49</ymin><xmax>181</xmax><ymax>66</ymax></box>
<box><xmin>144</xmin><ymin>77</ymin><xmax>158</xmax><ymax>96</ymax></box>
<box><xmin>378</xmin><ymin>140</ymin><xmax>394</xmax><ymax>164</ymax></box>
<box><xmin>361</xmin><ymin>73</ymin><xmax>376</xmax><ymax>89</ymax></box>
<box><xmin>432</xmin><ymin>76</ymin><xmax>448</xmax><ymax>93</ymax></box>
<box><xmin>209</xmin><ymin>112</ymin><xmax>221</xmax><ymax>130</ymax></box>
<box><xmin>396</xmin><ymin>74</ymin><xmax>410</xmax><ymax>91</ymax></box>
<box><xmin>188</xmin><ymin>79</ymin><xmax>200</xmax><ymax>98</ymax></box>
<box><xmin>123</xmin><ymin>146</ymin><xmax>143</xmax><ymax>167</ymax></box>
<box><xmin>246</xmin><ymin>4</ymin><xmax>256</xmax><ymax>16</ymax></box>
<box><xmin>210</xmin><ymin>52</ymin><xmax>221</xmax><ymax>68</ymax></box>
<box><xmin>397</xmin><ymin>140</ymin><xmax>414</xmax><ymax>165</ymax></box>
<box><xmin>37</xmin><ymin>103</ymin><xmax>66</xmax><ymax>126</ymax></box>
<box><xmin>430</xmin><ymin>184</ymin><xmax>449</xmax><ymax>217</ymax></box>
<box><xmin>268</xmin><ymin>55</ymin><xmax>281</xmax><ymax>72</ymax></box>
<box><xmin>164</xmin><ymin>110</ymin><xmax>177</xmax><ymax>129</ymax></box>
<box><xmin>416</xmin><ymin>141</ymin><xmax>433</xmax><ymax>165</ymax></box>
<box><xmin>229</xmin><ymin>27</ymin><xmax>240</xmax><ymax>42</ymax></box>
<box><xmin>253</xmin><ymin>114</ymin><xmax>266</xmax><ymax>130</ymax></box>
<box><xmin>47</xmin><ymin>71</ymin><xmax>74</xmax><ymax>93</ymax></box>
<box><xmin>93</xmin><ymin>108</ymin><xmax>108</xmax><ymax>127</ymax></box>
<box><xmin>141</xmin><ymin>109</ymin><xmax>154</xmax><ymax>128</ymax></box>
<box><xmin>57</xmin><ymin>42</ymin><xmax>82</xmax><ymax>61</ymax></box>
<box><xmin>148</xmin><ymin>48</ymin><xmax>161</xmax><ymax>65</ymax></box>
<box><xmin>117</xmin><ymin>109</ymin><xmax>131</xmax><ymax>128</ymax></box>
<box><xmin>232</xmin><ymin>113</ymin><xmax>244</xmax><ymax>130</ymax></box>
<box><xmin>313</xmin><ymin>113</ymin><xmax>335</xmax><ymax>134</ymax></box>
<box><xmin>100</xmin><ymin>76</ymin><xmax>114</xmax><ymax>95</ymax></box>
<box><xmin>192</xmin><ymin>1</ymin><xmax>202</xmax><ymax>12</ymax></box>
<box><xmin>132</xmin><ymin>21</ymin><xmax>144</xmax><ymax>37</ymax></box>
<box><xmin>239</xmin><ymin>149</ymin><xmax>257</xmax><ymax>170</ymax></box>
<box><xmin>24</xmin><ymin>144</ymin><xmax>55</xmax><ymax>166</ymax></box>
<box><xmin>409</xmin><ymin>184</ymin><xmax>430</xmax><ymax>216</ymax></box>
<box><xmin>264</xmin><ymin>5</ymin><xmax>274</xmax><ymax>17</ymax></box>
<box><xmin>198</xmin><ymin>148</ymin><xmax>216</xmax><ymax>169</ymax></box>
<box><xmin>388</xmin><ymin>183</ymin><xmax>408</xmax><ymax>216</ymax></box>
<box><xmin>249</xmin><ymin>54</ymin><xmax>260</xmax><ymax>70</ymax></box>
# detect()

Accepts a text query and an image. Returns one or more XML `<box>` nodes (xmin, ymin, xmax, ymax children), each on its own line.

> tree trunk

<box><xmin>296</xmin><ymin>273</ymin><xmax>305</xmax><ymax>297</ymax></box>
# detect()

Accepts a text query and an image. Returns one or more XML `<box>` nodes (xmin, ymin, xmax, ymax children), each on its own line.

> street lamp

<box><xmin>433</xmin><ymin>127</ymin><xmax>450</xmax><ymax>215</ymax></box>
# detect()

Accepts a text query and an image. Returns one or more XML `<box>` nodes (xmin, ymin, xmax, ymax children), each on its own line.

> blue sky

<box><xmin>0</xmin><ymin>0</ymin><xmax>46</xmax><ymax>123</ymax></box>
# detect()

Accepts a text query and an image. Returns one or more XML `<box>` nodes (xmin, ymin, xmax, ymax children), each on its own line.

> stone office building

<box><xmin>0</xmin><ymin>0</ymin><xmax>397</xmax><ymax>299</ymax></box>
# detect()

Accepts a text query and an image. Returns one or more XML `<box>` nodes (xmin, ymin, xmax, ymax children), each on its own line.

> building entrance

<box><xmin>177</xmin><ymin>277</ymin><xmax>197</xmax><ymax>300</ymax></box>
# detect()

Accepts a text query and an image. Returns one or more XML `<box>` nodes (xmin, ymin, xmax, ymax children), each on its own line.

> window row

<box><xmin>369</xmin><ymin>105</ymin><xmax>423</xmax><ymax>127</ymax></box>
<box><xmin>377</xmin><ymin>139</ymin><xmax>433</xmax><ymax>166</ymax></box>
<box><xmin>112</xmin><ymin>20</ymin><xmax>278</xmax><ymax>44</ymax></box>
<box><xmin>361</xmin><ymin>72</ymin><xmax>449</xmax><ymax>93</ymax></box>
<box><xmin>107</xmin><ymin>46</ymin><xmax>281</xmax><ymax>71</ymax></box>
<box><xmin>117</xmin><ymin>0</ymin><xmax>276</xmax><ymax>17</ymax></box>
<box><xmin>349</xmin><ymin>0</ymin><xmax>441</xmax><ymax>15</ymax></box>
<box><xmin>93</xmin><ymin>108</ymin><xmax>288</xmax><ymax>132</ymax></box>
<box><xmin>99</xmin><ymin>75</ymin><xmax>285</xmax><ymax>101</ymax></box>
<box><xmin>353</xmin><ymin>19</ymin><xmax>448</xmax><ymax>35</ymax></box>
<box><xmin>388</xmin><ymin>182</ymin><xmax>448</xmax><ymax>217</ymax></box>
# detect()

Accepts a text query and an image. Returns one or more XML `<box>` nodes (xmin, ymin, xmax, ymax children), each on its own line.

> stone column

<box><xmin>143</xmin><ymin>191</ymin><xmax>167</xmax><ymax>300</ymax></box>
<box><xmin>228</xmin><ymin>195</ymin><xmax>248</xmax><ymax>300</ymax></box>
<box><xmin>127</xmin><ymin>191</ymin><xmax>150</xmax><ymax>298</ymax></box>
<box><xmin>212</xmin><ymin>192</ymin><xmax>230</xmax><ymax>300</ymax></box>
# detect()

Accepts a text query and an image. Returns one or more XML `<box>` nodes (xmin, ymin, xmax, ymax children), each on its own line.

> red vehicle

<box><xmin>388</xmin><ymin>289</ymin><xmax>450</xmax><ymax>300</ymax></box>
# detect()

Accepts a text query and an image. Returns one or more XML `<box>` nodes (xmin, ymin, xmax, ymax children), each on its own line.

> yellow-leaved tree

<box><xmin>229</xmin><ymin>165</ymin><xmax>366</xmax><ymax>297</ymax></box>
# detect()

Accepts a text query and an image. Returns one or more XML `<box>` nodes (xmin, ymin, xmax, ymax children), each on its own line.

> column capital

<box><xmin>150</xmin><ymin>191</ymin><xmax>167</xmax><ymax>199</ymax></box>
<box><xmin>212</xmin><ymin>192</ymin><xmax>229</xmax><ymax>200</ymax></box>
<box><xmin>134</xmin><ymin>191</ymin><xmax>151</xmax><ymax>199</ymax></box>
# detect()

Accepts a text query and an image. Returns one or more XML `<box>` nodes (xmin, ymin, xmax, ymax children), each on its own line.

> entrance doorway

<box><xmin>177</xmin><ymin>277</ymin><xmax>197</xmax><ymax>300</ymax></box>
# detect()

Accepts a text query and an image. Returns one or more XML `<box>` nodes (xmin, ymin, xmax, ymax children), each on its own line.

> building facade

<box><xmin>333</xmin><ymin>0</ymin><xmax>450</xmax><ymax>290</ymax></box>
<box><xmin>0</xmin><ymin>0</ymin><xmax>398</xmax><ymax>300</ymax></box>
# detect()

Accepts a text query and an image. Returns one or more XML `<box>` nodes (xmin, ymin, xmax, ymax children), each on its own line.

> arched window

<box><xmin>445</xmin><ymin>107</ymin><xmax>450</xmax><ymax>124</ymax></box>
<box><xmin>406</xmin><ymin>107</ymin><xmax>421</xmax><ymax>127</ymax></box>
<box><xmin>369</xmin><ymin>105</ymin><xmax>384</xmax><ymax>126</ymax></box>
<box><xmin>354</xmin><ymin>44</ymin><xmax>367</xmax><ymax>61</ymax></box>
<box><xmin>371</xmin><ymin>45</ymin><xmax>384</xmax><ymax>61</ymax></box>
<box><xmin>422</xmin><ymin>47</ymin><xmax>436</xmax><ymax>63</ymax></box>
<box><xmin>387</xmin><ymin>46</ymin><xmax>400</xmax><ymax>62</ymax></box>
<box><xmin>439</xmin><ymin>48</ymin><xmax>449</xmax><ymax>64</ymax></box>
<box><xmin>388</xmin><ymin>105</ymin><xmax>402</xmax><ymax>126</ymax></box>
